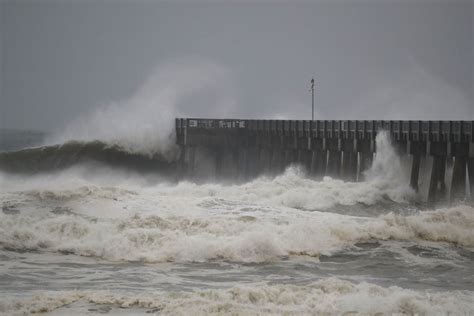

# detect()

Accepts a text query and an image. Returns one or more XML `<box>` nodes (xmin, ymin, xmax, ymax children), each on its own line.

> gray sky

<box><xmin>1</xmin><ymin>0</ymin><xmax>473</xmax><ymax>132</ymax></box>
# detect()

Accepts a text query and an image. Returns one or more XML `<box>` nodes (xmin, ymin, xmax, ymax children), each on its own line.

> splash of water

<box><xmin>361</xmin><ymin>131</ymin><xmax>414</xmax><ymax>201</ymax></box>
<box><xmin>45</xmin><ymin>59</ymin><xmax>236</xmax><ymax>158</ymax></box>
<box><xmin>365</xmin><ymin>131</ymin><xmax>405</xmax><ymax>183</ymax></box>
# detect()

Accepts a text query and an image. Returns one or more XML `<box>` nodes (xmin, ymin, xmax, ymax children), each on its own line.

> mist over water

<box><xmin>43</xmin><ymin>59</ymin><xmax>236</xmax><ymax>158</ymax></box>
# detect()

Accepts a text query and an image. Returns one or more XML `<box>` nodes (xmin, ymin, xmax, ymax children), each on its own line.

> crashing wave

<box><xmin>0</xmin><ymin>140</ymin><xmax>177</xmax><ymax>174</ymax></box>
<box><xmin>1</xmin><ymin>200</ymin><xmax>472</xmax><ymax>263</ymax></box>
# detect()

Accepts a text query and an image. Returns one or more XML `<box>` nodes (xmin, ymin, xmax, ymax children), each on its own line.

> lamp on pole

<box><xmin>310</xmin><ymin>78</ymin><xmax>315</xmax><ymax>121</ymax></box>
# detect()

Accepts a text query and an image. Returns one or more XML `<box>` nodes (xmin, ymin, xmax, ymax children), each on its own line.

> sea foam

<box><xmin>1</xmin><ymin>132</ymin><xmax>471</xmax><ymax>263</ymax></box>
<box><xmin>1</xmin><ymin>278</ymin><xmax>472</xmax><ymax>315</ymax></box>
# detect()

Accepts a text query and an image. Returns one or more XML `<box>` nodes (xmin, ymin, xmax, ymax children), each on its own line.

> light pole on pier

<box><xmin>310</xmin><ymin>78</ymin><xmax>315</xmax><ymax>121</ymax></box>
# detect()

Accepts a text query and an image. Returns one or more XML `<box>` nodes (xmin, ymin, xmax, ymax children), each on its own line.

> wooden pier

<box><xmin>176</xmin><ymin>119</ymin><xmax>474</xmax><ymax>203</ymax></box>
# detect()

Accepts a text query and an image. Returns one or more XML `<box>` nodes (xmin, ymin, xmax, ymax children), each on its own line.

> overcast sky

<box><xmin>1</xmin><ymin>0</ymin><xmax>473</xmax><ymax>132</ymax></box>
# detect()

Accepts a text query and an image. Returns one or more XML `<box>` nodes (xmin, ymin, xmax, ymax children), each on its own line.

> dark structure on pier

<box><xmin>176</xmin><ymin>119</ymin><xmax>474</xmax><ymax>203</ymax></box>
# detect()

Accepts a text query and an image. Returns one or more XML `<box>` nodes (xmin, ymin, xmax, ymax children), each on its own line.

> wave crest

<box><xmin>0</xmin><ymin>140</ymin><xmax>176</xmax><ymax>174</ymax></box>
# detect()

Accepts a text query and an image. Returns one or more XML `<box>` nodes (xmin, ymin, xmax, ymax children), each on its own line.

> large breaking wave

<box><xmin>0</xmin><ymin>60</ymin><xmax>238</xmax><ymax>175</ymax></box>
<box><xmin>0</xmin><ymin>140</ymin><xmax>177</xmax><ymax>175</ymax></box>
<box><xmin>44</xmin><ymin>59</ymin><xmax>236</xmax><ymax>156</ymax></box>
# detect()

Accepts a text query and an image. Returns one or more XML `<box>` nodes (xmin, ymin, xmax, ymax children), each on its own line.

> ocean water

<box><xmin>0</xmin><ymin>132</ymin><xmax>473</xmax><ymax>315</ymax></box>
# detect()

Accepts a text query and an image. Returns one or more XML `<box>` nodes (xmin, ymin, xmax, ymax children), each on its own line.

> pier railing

<box><xmin>176</xmin><ymin>119</ymin><xmax>473</xmax><ymax>142</ymax></box>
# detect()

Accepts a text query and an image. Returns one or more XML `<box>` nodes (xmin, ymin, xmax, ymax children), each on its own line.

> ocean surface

<box><xmin>0</xmin><ymin>131</ymin><xmax>473</xmax><ymax>315</ymax></box>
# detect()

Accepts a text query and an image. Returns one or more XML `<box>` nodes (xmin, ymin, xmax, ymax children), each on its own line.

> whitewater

<box><xmin>0</xmin><ymin>131</ymin><xmax>473</xmax><ymax>315</ymax></box>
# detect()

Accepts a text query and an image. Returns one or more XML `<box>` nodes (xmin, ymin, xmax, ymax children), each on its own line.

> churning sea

<box><xmin>0</xmin><ymin>131</ymin><xmax>473</xmax><ymax>315</ymax></box>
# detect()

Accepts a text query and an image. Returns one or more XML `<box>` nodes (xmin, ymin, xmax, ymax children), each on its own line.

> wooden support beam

<box><xmin>283</xmin><ymin>149</ymin><xmax>293</xmax><ymax>170</ymax></box>
<box><xmin>410</xmin><ymin>154</ymin><xmax>421</xmax><ymax>191</ymax></box>
<box><xmin>187</xmin><ymin>146</ymin><xmax>196</xmax><ymax>178</ymax></box>
<box><xmin>358</xmin><ymin>152</ymin><xmax>373</xmax><ymax>182</ymax></box>
<box><xmin>450</xmin><ymin>156</ymin><xmax>467</xmax><ymax>201</ymax></box>
<box><xmin>177</xmin><ymin>145</ymin><xmax>186</xmax><ymax>180</ymax></box>
<box><xmin>246</xmin><ymin>147</ymin><xmax>259</xmax><ymax>179</ymax></box>
<box><xmin>296</xmin><ymin>149</ymin><xmax>312</xmax><ymax>173</ymax></box>
<box><xmin>326</xmin><ymin>150</ymin><xmax>342</xmax><ymax>178</ymax></box>
<box><xmin>428</xmin><ymin>156</ymin><xmax>440</xmax><ymax>205</ymax></box>
<box><xmin>348</xmin><ymin>151</ymin><xmax>358</xmax><ymax>182</ymax></box>
<box><xmin>231</xmin><ymin>147</ymin><xmax>240</xmax><ymax>179</ymax></box>
<box><xmin>428</xmin><ymin>156</ymin><xmax>447</xmax><ymax>205</ymax></box>
<box><xmin>309</xmin><ymin>150</ymin><xmax>317</xmax><ymax>176</ymax></box>
<box><xmin>237</xmin><ymin>147</ymin><xmax>248</xmax><ymax>181</ymax></box>
<box><xmin>257</xmin><ymin>147</ymin><xmax>271</xmax><ymax>174</ymax></box>
<box><xmin>292</xmin><ymin>149</ymin><xmax>300</xmax><ymax>165</ymax></box>
<box><xmin>215</xmin><ymin>148</ymin><xmax>224</xmax><ymax>179</ymax></box>
<box><xmin>309</xmin><ymin>150</ymin><xmax>327</xmax><ymax>177</ymax></box>
<box><xmin>341</xmin><ymin>151</ymin><xmax>357</xmax><ymax>181</ymax></box>
<box><xmin>438</xmin><ymin>156</ymin><xmax>447</xmax><ymax>199</ymax></box>
<box><xmin>272</xmin><ymin>148</ymin><xmax>285</xmax><ymax>173</ymax></box>
<box><xmin>468</xmin><ymin>158</ymin><xmax>474</xmax><ymax>200</ymax></box>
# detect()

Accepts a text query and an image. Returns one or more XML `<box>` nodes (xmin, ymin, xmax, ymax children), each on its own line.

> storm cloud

<box><xmin>1</xmin><ymin>0</ymin><xmax>472</xmax><ymax>133</ymax></box>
